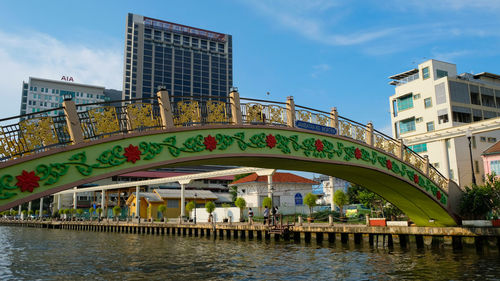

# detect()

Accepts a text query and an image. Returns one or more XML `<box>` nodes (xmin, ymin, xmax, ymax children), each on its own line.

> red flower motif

<box><xmin>355</xmin><ymin>148</ymin><xmax>362</xmax><ymax>159</ymax></box>
<box><xmin>124</xmin><ymin>144</ymin><xmax>141</xmax><ymax>163</ymax></box>
<box><xmin>15</xmin><ymin>170</ymin><xmax>40</xmax><ymax>193</ymax></box>
<box><xmin>266</xmin><ymin>134</ymin><xmax>276</xmax><ymax>148</ymax></box>
<box><xmin>436</xmin><ymin>191</ymin><xmax>442</xmax><ymax>200</ymax></box>
<box><xmin>386</xmin><ymin>159</ymin><xmax>393</xmax><ymax>170</ymax></box>
<box><xmin>315</xmin><ymin>139</ymin><xmax>324</xmax><ymax>152</ymax></box>
<box><xmin>413</xmin><ymin>174</ymin><xmax>419</xmax><ymax>184</ymax></box>
<box><xmin>204</xmin><ymin>135</ymin><xmax>217</xmax><ymax>151</ymax></box>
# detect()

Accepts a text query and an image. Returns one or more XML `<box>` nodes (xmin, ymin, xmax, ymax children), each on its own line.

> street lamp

<box><xmin>466</xmin><ymin>129</ymin><xmax>477</xmax><ymax>185</ymax></box>
<box><xmin>194</xmin><ymin>193</ymin><xmax>197</xmax><ymax>224</ymax></box>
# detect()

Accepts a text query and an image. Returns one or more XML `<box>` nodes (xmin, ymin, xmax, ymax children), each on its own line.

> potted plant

<box><xmin>76</xmin><ymin>209</ymin><xmax>84</xmax><ymax>220</ymax></box>
<box><xmin>112</xmin><ymin>206</ymin><xmax>122</xmax><ymax>222</ymax></box>
<box><xmin>205</xmin><ymin>201</ymin><xmax>216</xmax><ymax>222</ymax></box>
<box><xmin>235</xmin><ymin>197</ymin><xmax>246</xmax><ymax>222</ymax></box>
<box><xmin>21</xmin><ymin>210</ymin><xmax>27</xmax><ymax>220</ymax></box>
<box><xmin>35</xmin><ymin>210</ymin><xmax>40</xmax><ymax>219</ymax></box>
<box><xmin>89</xmin><ymin>207</ymin><xmax>95</xmax><ymax>221</ymax></box>
<box><xmin>158</xmin><ymin>205</ymin><xmax>167</xmax><ymax>223</ymax></box>
<box><xmin>334</xmin><ymin>190</ymin><xmax>349</xmax><ymax>222</ymax></box>
<box><xmin>304</xmin><ymin>193</ymin><xmax>317</xmax><ymax>223</ymax></box>
<box><xmin>186</xmin><ymin>201</ymin><xmax>195</xmax><ymax>222</ymax></box>
<box><xmin>221</xmin><ymin>203</ymin><xmax>231</xmax><ymax>222</ymax></box>
<box><xmin>96</xmin><ymin>208</ymin><xmax>103</xmax><ymax>222</ymax></box>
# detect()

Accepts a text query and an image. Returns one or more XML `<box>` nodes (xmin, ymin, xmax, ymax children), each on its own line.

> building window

<box><xmin>488</xmin><ymin>137</ymin><xmax>497</xmax><ymax>143</ymax></box>
<box><xmin>490</xmin><ymin>160</ymin><xmax>500</xmax><ymax>175</ymax></box>
<box><xmin>399</xmin><ymin>118</ymin><xmax>416</xmax><ymax>134</ymax></box>
<box><xmin>392</xmin><ymin>100</ymin><xmax>397</xmax><ymax>117</ymax></box>
<box><xmin>472</xmin><ymin>136</ymin><xmax>476</xmax><ymax>148</ymax></box>
<box><xmin>422</xmin><ymin>67</ymin><xmax>430</xmax><ymax>79</ymax></box>
<box><xmin>480</xmin><ymin>136</ymin><xmax>486</xmax><ymax>142</ymax></box>
<box><xmin>426</xmin><ymin>121</ymin><xmax>435</xmax><ymax>132</ymax></box>
<box><xmin>414</xmin><ymin>94</ymin><xmax>421</xmax><ymax>100</ymax></box>
<box><xmin>416</xmin><ymin>117</ymin><xmax>423</xmax><ymax>123</ymax></box>
<box><xmin>408</xmin><ymin>143</ymin><xmax>427</xmax><ymax>153</ymax></box>
<box><xmin>474</xmin><ymin>160</ymin><xmax>480</xmax><ymax>173</ymax></box>
<box><xmin>438</xmin><ymin>113</ymin><xmax>449</xmax><ymax>124</ymax></box>
<box><xmin>397</xmin><ymin>94</ymin><xmax>413</xmax><ymax>111</ymax></box>
<box><xmin>167</xmin><ymin>199</ymin><xmax>179</xmax><ymax>208</ymax></box>
<box><xmin>436</xmin><ymin>69</ymin><xmax>448</xmax><ymax>78</ymax></box>
<box><xmin>452</xmin><ymin>111</ymin><xmax>471</xmax><ymax>123</ymax></box>
<box><xmin>432</xmin><ymin>162</ymin><xmax>440</xmax><ymax>168</ymax></box>
<box><xmin>470</xmin><ymin>90</ymin><xmax>480</xmax><ymax>105</ymax></box>
<box><xmin>424</xmin><ymin>98</ymin><xmax>432</xmax><ymax>108</ymax></box>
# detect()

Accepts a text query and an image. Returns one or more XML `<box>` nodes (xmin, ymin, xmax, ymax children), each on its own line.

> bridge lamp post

<box><xmin>466</xmin><ymin>129</ymin><xmax>477</xmax><ymax>185</ymax></box>
<box><xmin>194</xmin><ymin>193</ymin><xmax>197</xmax><ymax>224</ymax></box>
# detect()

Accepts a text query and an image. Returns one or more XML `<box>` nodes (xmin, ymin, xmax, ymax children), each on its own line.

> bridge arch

<box><xmin>0</xmin><ymin>125</ymin><xmax>459</xmax><ymax>226</ymax></box>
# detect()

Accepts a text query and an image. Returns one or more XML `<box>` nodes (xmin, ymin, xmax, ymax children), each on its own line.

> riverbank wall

<box><xmin>2</xmin><ymin>219</ymin><xmax>499</xmax><ymax>251</ymax></box>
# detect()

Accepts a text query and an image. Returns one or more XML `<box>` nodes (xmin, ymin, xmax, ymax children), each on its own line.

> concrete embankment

<box><xmin>1</xmin><ymin>220</ymin><xmax>499</xmax><ymax>251</ymax></box>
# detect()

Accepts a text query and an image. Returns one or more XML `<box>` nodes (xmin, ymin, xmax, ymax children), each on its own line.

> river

<box><xmin>0</xmin><ymin>226</ymin><xmax>498</xmax><ymax>280</ymax></box>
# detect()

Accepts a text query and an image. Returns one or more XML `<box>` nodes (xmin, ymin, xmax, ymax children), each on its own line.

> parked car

<box><xmin>345</xmin><ymin>204</ymin><xmax>371</xmax><ymax>218</ymax></box>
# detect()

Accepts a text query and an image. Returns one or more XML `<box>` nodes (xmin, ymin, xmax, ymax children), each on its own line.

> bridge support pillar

<box><xmin>286</xmin><ymin>96</ymin><xmax>295</xmax><ymax>127</ymax></box>
<box><xmin>366</xmin><ymin>122</ymin><xmax>373</xmax><ymax>146</ymax></box>
<box><xmin>63</xmin><ymin>99</ymin><xmax>84</xmax><ymax>144</ymax></box>
<box><xmin>229</xmin><ymin>90</ymin><xmax>242</xmax><ymax>125</ymax></box>
<box><xmin>157</xmin><ymin>89</ymin><xmax>174</xmax><ymax>129</ymax></box>
<box><xmin>39</xmin><ymin>197</ymin><xmax>43</xmax><ymax>219</ymax></box>
<box><xmin>330</xmin><ymin>107</ymin><xmax>338</xmax><ymax>132</ymax></box>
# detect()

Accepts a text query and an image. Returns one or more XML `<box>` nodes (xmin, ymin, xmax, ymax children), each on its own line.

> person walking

<box><xmin>263</xmin><ymin>206</ymin><xmax>269</xmax><ymax>225</ymax></box>
<box><xmin>248</xmin><ymin>208</ymin><xmax>254</xmax><ymax>224</ymax></box>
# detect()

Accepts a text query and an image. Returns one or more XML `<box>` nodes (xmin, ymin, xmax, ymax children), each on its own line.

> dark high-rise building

<box><xmin>122</xmin><ymin>13</ymin><xmax>233</xmax><ymax>101</ymax></box>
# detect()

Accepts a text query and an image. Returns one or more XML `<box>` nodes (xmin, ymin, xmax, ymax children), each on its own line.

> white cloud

<box><xmin>311</xmin><ymin>63</ymin><xmax>331</xmax><ymax>78</ymax></box>
<box><xmin>0</xmin><ymin>30</ymin><xmax>122</xmax><ymax>118</ymax></box>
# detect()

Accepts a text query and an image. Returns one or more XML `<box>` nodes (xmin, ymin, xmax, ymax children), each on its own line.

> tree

<box><xmin>334</xmin><ymin>190</ymin><xmax>349</xmax><ymax>216</ymax></box>
<box><xmin>262</xmin><ymin>197</ymin><xmax>272</xmax><ymax>209</ymax></box>
<box><xmin>205</xmin><ymin>201</ymin><xmax>216</xmax><ymax>216</ymax></box>
<box><xmin>96</xmin><ymin>207</ymin><xmax>103</xmax><ymax>220</ymax></box>
<box><xmin>158</xmin><ymin>205</ymin><xmax>167</xmax><ymax>221</ymax></box>
<box><xmin>230</xmin><ymin>173</ymin><xmax>252</xmax><ymax>202</ymax></box>
<box><xmin>186</xmin><ymin>201</ymin><xmax>195</xmax><ymax>217</ymax></box>
<box><xmin>304</xmin><ymin>193</ymin><xmax>317</xmax><ymax>217</ymax></box>
<box><xmin>234</xmin><ymin>197</ymin><xmax>246</xmax><ymax>221</ymax></box>
<box><xmin>460</xmin><ymin>174</ymin><xmax>500</xmax><ymax>219</ymax></box>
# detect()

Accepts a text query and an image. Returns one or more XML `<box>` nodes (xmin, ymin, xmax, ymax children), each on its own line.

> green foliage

<box><xmin>158</xmin><ymin>205</ymin><xmax>167</xmax><ymax>216</ymax></box>
<box><xmin>58</xmin><ymin>209</ymin><xmax>64</xmax><ymax>215</ymax></box>
<box><xmin>334</xmin><ymin>190</ymin><xmax>349</xmax><ymax>215</ymax></box>
<box><xmin>76</xmin><ymin>209</ymin><xmax>84</xmax><ymax>216</ymax></box>
<box><xmin>89</xmin><ymin>207</ymin><xmax>95</xmax><ymax>215</ymax></box>
<box><xmin>262</xmin><ymin>197</ymin><xmax>272</xmax><ymax>208</ymax></box>
<box><xmin>304</xmin><ymin>193</ymin><xmax>317</xmax><ymax>216</ymax></box>
<box><xmin>222</xmin><ymin>203</ymin><xmax>231</xmax><ymax>208</ymax></box>
<box><xmin>96</xmin><ymin>207</ymin><xmax>103</xmax><ymax>214</ymax></box>
<box><xmin>205</xmin><ymin>201</ymin><xmax>216</xmax><ymax>214</ymax></box>
<box><xmin>186</xmin><ymin>201</ymin><xmax>195</xmax><ymax>213</ymax></box>
<box><xmin>35</xmin><ymin>210</ymin><xmax>40</xmax><ymax>215</ymax></box>
<box><xmin>11</xmin><ymin>210</ymin><xmax>18</xmax><ymax>216</ymax></box>
<box><xmin>42</xmin><ymin>210</ymin><xmax>48</xmax><ymax>215</ymax></box>
<box><xmin>460</xmin><ymin>174</ymin><xmax>500</xmax><ymax>219</ymax></box>
<box><xmin>28</xmin><ymin>210</ymin><xmax>33</xmax><ymax>215</ymax></box>
<box><xmin>229</xmin><ymin>186</ymin><xmax>238</xmax><ymax>202</ymax></box>
<box><xmin>234</xmin><ymin>197</ymin><xmax>246</xmax><ymax>210</ymax></box>
<box><xmin>112</xmin><ymin>206</ymin><xmax>121</xmax><ymax>216</ymax></box>
<box><xmin>21</xmin><ymin>210</ymin><xmax>27</xmax><ymax>215</ymax></box>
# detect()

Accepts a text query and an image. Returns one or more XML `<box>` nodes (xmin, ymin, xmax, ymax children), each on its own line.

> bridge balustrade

<box><xmin>0</xmin><ymin>89</ymin><xmax>449</xmax><ymax>193</ymax></box>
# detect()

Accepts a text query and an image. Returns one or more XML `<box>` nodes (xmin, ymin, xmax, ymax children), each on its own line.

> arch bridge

<box><xmin>0</xmin><ymin>90</ymin><xmax>462</xmax><ymax>226</ymax></box>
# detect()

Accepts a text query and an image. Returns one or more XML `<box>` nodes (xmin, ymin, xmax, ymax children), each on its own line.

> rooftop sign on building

<box><xmin>61</xmin><ymin>76</ymin><xmax>74</xmax><ymax>82</ymax></box>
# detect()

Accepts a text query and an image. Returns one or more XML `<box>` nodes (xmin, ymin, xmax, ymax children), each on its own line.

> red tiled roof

<box><xmin>230</xmin><ymin>172</ymin><xmax>317</xmax><ymax>185</ymax></box>
<box><xmin>483</xmin><ymin>141</ymin><xmax>500</xmax><ymax>156</ymax></box>
<box><xmin>118</xmin><ymin>171</ymin><xmax>234</xmax><ymax>181</ymax></box>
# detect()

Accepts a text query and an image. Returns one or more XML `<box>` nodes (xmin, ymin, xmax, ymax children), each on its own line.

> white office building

<box><xmin>389</xmin><ymin>59</ymin><xmax>500</xmax><ymax>187</ymax></box>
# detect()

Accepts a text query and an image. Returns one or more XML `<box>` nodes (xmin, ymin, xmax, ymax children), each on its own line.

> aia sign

<box><xmin>61</xmin><ymin>76</ymin><xmax>74</xmax><ymax>82</ymax></box>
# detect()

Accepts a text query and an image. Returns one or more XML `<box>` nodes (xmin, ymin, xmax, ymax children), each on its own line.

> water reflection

<box><xmin>0</xmin><ymin>226</ymin><xmax>498</xmax><ymax>280</ymax></box>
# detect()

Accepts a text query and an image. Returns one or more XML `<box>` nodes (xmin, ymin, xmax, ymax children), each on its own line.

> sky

<box><xmin>1</xmin><ymin>0</ymin><xmax>500</xmax><ymax>135</ymax></box>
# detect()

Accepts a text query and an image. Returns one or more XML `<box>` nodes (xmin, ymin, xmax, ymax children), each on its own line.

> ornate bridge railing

<box><xmin>0</xmin><ymin>90</ymin><xmax>449</xmax><ymax>193</ymax></box>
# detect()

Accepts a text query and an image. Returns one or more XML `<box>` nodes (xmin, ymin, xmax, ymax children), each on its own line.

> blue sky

<box><xmin>1</xmin><ymin>0</ymin><xmax>500</xmax><ymax>135</ymax></box>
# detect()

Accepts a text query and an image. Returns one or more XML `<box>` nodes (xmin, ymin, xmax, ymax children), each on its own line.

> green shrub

<box><xmin>262</xmin><ymin>197</ymin><xmax>272</xmax><ymax>208</ymax></box>
<box><xmin>205</xmin><ymin>201</ymin><xmax>216</xmax><ymax>214</ymax></box>
<box><xmin>304</xmin><ymin>193</ymin><xmax>317</xmax><ymax>216</ymax></box>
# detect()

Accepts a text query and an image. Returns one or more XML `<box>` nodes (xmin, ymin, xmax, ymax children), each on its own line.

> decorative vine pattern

<box><xmin>0</xmin><ymin>132</ymin><xmax>447</xmax><ymax>205</ymax></box>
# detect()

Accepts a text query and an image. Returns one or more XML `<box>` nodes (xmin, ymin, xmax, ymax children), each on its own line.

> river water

<box><xmin>0</xmin><ymin>226</ymin><xmax>498</xmax><ymax>280</ymax></box>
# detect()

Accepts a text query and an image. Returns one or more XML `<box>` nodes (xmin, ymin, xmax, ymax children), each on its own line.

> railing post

<box><xmin>157</xmin><ymin>89</ymin><xmax>174</xmax><ymax>129</ymax></box>
<box><xmin>229</xmin><ymin>89</ymin><xmax>242</xmax><ymax>125</ymax></box>
<box><xmin>330</xmin><ymin>107</ymin><xmax>338</xmax><ymax>134</ymax></box>
<box><xmin>398</xmin><ymin>139</ymin><xmax>405</xmax><ymax>160</ymax></box>
<box><xmin>366</xmin><ymin>122</ymin><xmax>374</xmax><ymax>146</ymax></box>
<box><xmin>63</xmin><ymin>99</ymin><xmax>84</xmax><ymax>145</ymax></box>
<box><xmin>424</xmin><ymin>155</ymin><xmax>430</xmax><ymax>176</ymax></box>
<box><xmin>286</xmin><ymin>96</ymin><xmax>295</xmax><ymax>127</ymax></box>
